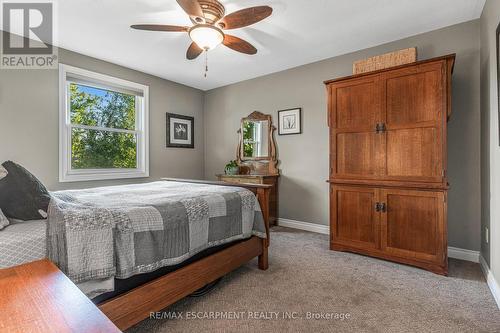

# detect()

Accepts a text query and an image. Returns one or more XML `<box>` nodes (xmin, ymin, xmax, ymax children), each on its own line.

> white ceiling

<box><xmin>53</xmin><ymin>0</ymin><xmax>485</xmax><ymax>91</ymax></box>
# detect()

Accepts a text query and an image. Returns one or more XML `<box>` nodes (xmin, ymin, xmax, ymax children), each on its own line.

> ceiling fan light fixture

<box><xmin>132</xmin><ymin>1</ymin><xmax>271</xmax><ymax>60</ymax></box>
<box><xmin>189</xmin><ymin>25</ymin><xmax>224</xmax><ymax>51</ymax></box>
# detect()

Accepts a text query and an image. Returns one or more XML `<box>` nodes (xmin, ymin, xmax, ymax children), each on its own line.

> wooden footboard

<box><xmin>99</xmin><ymin>237</ymin><xmax>264</xmax><ymax>330</ymax></box>
<box><xmin>98</xmin><ymin>178</ymin><xmax>271</xmax><ymax>331</ymax></box>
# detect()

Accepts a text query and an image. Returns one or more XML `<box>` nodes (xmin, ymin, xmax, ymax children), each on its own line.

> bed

<box><xmin>46</xmin><ymin>178</ymin><xmax>271</xmax><ymax>330</ymax></box>
<box><xmin>0</xmin><ymin>178</ymin><xmax>271</xmax><ymax>330</ymax></box>
<box><xmin>0</xmin><ymin>219</ymin><xmax>46</xmax><ymax>268</ymax></box>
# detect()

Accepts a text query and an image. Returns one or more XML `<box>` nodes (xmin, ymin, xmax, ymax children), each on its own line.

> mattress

<box><xmin>0</xmin><ymin>220</ymin><xmax>46</xmax><ymax>268</ymax></box>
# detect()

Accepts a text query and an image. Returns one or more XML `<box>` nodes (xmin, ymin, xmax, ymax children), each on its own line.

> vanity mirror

<box><xmin>241</xmin><ymin>119</ymin><xmax>270</xmax><ymax>159</ymax></box>
<box><xmin>236</xmin><ymin>111</ymin><xmax>279</xmax><ymax>175</ymax></box>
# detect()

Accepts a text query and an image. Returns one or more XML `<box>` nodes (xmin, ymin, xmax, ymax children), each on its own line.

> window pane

<box><xmin>69</xmin><ymin>83</ymin><xmax>136</xmax><ymax>130</ymax></box>
<box><xmin>71</xmin><ymin>128</ymin><xmax>137</xmax><ymax>169</ymax></box>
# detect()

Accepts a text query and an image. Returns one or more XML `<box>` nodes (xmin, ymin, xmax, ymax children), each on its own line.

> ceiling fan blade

<box><xmin>219</xmin><ymin>6</ymin><xmax>272</xmax><ymax>30</ymax></box>
<box><xmin>223</xmin><ymin>35</ymin><xmax>257</xmax><ymax>55</ymax></box>
<box><xmin>131</xmin><ymin>24</ymin><xmax>188</xmax><ymax>32</ymax></box>
<box><xmin>176</xmin><ymin>0</ymin><xmax>204</xmax><ymax>22</ymax></box>
<box><xmin>187</xmin><ymin>42</ymin><xmax>203</xmax><ymax>60</ymax></box>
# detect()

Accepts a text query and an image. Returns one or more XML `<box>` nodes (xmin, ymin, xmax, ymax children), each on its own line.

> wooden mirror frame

<box><xmin>236</xmin><ymin>111</ymin><xmax>279</xmax><ymax>175</ymax></box>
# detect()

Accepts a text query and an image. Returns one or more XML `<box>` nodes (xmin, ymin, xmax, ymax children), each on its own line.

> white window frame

<box><xmin>254</xmin><ymin>123</ymin><xmax>263</xmax><ymax>156</ymax></box>
<box><xmin>59</xmin><ymin>64</ymin><xmax>149</xmax><ymax>182</ymax></box>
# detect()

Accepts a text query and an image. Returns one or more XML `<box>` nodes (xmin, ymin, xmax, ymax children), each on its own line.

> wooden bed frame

<box><xmin>98</xmin><ymin>178</ymin><xmax>272</xmax><ymax>331</ymax></box>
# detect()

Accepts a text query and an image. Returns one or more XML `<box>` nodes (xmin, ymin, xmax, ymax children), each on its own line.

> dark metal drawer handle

<box><xmin>375</xmin><ymin>202</ymin><xmax>387</xmax><ymax>212</ymax></box>
<box><xmin>375</xmin><ymin>123</ymin><xmax>386</xmax><ymax>133</ymax></box>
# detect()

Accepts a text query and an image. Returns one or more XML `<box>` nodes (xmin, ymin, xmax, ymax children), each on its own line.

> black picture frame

<box><xmin>166</xmin><ymin>113</ymin><xmax>194</xmax><ymax>148</ymax></box>
<box><xmin>278</xmin><ymin>108</ymin><xmax>302</xmax><ymax>135</ymax></box>
<box><xmin>497</xmin><ymin>22</ymin><xmax>500</xmax><ymax>145</ymax></box>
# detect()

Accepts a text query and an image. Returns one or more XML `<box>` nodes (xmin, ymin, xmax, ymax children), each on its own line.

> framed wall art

<box><xmin>166</xmin><ymin>113</ymin><xmax>194</xmax><ymax>148</ymax></box>
<box><xmin>278</xmin><ymin>108</ymin><xmax>302</xmax><ymax>135</ymax></box>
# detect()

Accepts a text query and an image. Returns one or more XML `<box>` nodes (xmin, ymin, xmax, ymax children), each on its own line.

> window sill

<box><xmin>59</xmin><ymin>170</ymin><xmax>149</xmax><ymax>183</ymax></box>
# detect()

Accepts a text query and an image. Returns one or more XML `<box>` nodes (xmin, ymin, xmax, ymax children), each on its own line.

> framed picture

<box><xmin>166</xmin><ymin>113</ymin><xmax>194</xmax><ymax>148</ymax></box>
<box><xmin>497</xmin><ymin>22</ymin><xmax>500</xmax><ymax>145</ymax></box>
<box><xmin>278</xmin><ymin>108</ymin><xmax>302</xmax><ymax>135</ymax></box>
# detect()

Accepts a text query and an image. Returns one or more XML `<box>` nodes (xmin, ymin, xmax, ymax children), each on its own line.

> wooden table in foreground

<box><xmin>0</xmin><ymin>259</ymin><xmax>120</xmax><ymax>333</ymax></box>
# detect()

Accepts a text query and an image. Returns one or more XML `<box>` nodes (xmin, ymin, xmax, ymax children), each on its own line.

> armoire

<box><xmin>325</xmin><ymin>54</ymin><xmax>455</xmax><ymax>275</ymax></box>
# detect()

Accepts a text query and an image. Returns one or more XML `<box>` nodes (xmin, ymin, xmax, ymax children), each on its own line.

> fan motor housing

<box><xmin>198</xmin><ymin>0</ymin><xmax>225</xmax><ymax>24</ymax></box>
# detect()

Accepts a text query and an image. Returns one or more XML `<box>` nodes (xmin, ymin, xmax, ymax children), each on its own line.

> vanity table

<box><xmin>216</xmin><ymin>111</ymin><xmax>280</xmax><ymax>225</ymax></box>
<box><xmin>217</xmin><ymin>174</ymin><xmax>279</xmax><ymax>225</ymax></box>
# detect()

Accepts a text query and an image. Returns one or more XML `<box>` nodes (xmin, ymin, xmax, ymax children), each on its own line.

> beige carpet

<box><xmin>128</xmin><ymin>227</ymin><xmax>500</xmax><ymax>333</ymax></box>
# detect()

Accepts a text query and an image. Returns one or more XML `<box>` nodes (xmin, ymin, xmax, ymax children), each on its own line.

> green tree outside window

<box><xmin>243</xmin><ymin>121</ymin><xmax>255</xmax><ymax>157</ymax></box>
<box><xmin>70</xmin><ymin>84</ymin><xmax>138</xmax><ymax>169</ymax></box>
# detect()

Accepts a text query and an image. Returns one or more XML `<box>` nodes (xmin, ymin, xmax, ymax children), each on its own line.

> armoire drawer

<box><xmin>218</xmin><ymin>176</ymin><xmax>261</xmax><ymax>184</ymax></box>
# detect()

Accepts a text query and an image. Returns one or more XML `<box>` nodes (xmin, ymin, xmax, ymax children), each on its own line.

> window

<box><xmin>59</xmin><ymin>64</ymin><xmax>149</xmax><ymax>182</ymax></box>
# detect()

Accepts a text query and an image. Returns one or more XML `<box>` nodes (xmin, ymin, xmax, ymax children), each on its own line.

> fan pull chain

<box><xmin>204</xmin><ymin>51</ymin><xmax>208</xmax><ymax>78</ymax></box>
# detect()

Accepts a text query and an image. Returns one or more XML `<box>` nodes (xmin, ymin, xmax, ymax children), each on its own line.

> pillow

<box><xmin>0</xmin><ymin>161</ymin><xmax>51</xmax><ymax>220</ymax></box>
<box><xmin>0</xmin><ymin>209</ymin><xmax>9</xmax><ymax>230</ymax></box>
<box><xmin>0</xmin><ymin>165</ymin><xmax>7</xmax><ymax>180</ymax></box>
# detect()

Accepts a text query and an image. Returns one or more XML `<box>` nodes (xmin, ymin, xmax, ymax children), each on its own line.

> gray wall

<box><xmin>0</xmin><ymin>44</ymin><xmax>205</xmax><ymax>191</ymax></box>
<box><xmin>204</xmin><ymin>20</ymin><xmax>481</xmax><ymax>251</ymax></box>
<box><xmin>480</xmin><ymin>0</ymin><xmax>500</xmax><ymax>276</ymax></box>
<box><xmin>0</xmin><ymin>21</ymin><xmax>483</xmax><ymax>252</ymax></box>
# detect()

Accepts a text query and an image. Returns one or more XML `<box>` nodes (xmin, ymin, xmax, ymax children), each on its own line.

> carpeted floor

<box><xmin>128</xmin><ymin>227</ymin><xmax>500</xmax><ymax>333</ymax></box>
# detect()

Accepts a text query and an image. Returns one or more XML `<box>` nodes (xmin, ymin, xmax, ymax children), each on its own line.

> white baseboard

<box><xmin>448</xmin><ymin>247</ymin><xmax>480</xmax><ymax>263</ymax></box>
<box><xmin>480</xmin><ymin>255</ymin><xmax>500</xmax><ymax>309</ymax></box>
<box><xmin>276</xmin><ymin>218</ymin><xmax>480</xmax><ymax>263</ymax></box>
<box><xmin>277</xmin><ymin>218</ymin><xmax>329</xmax><ymax>235</ymax></box>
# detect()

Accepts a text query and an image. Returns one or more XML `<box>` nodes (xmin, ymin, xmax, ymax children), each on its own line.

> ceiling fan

<box><xmin>131</xmin><ymin>0</ymin><xmax>273</xmax><ymax>60</ymax></box>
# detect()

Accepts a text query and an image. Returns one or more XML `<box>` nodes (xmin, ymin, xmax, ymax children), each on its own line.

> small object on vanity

<box><xmin>239</xmin><ymin>165</ymin><xmax>251</xmax><ymax>175</ymax></box>
<box><xmin>278</xmin><ymin>108</ymin><xmax>302</xmax><ymax>135</ymax></box>
<box><xmin>166</xmin><ymin>113</ymin><xmax>194</xmax><ymax>148</ymax></box>
<box><xmin>224</xmin><ymin>160</ymin><xmax>239</xmax><ymax>175</ymax></box>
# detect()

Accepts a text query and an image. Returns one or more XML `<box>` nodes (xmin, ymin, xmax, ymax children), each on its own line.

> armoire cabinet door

<box><xmin>333</xmin><ymin>131</ymin><xmax>385</xmax><ymax>178</ymax></box>
<box><xmin>385</xmin><ymin>127</ymin><xmax>442</xmax><ymax>181</ymax></box>
<box><xmin>330</xmin><ymin>75</ymin><xmax>384</xmax><ymax>131</ymax></box>
<box><xmin>385</xmin><ymin>63</ymin><xmax>444</xmax><ymax>127</ymax></box>
<box><xmin>331</xmin><ymin>185</ymin><xmax>380</xmax><ymax>250</ymax></box>
<box><xmin>379</xmin><ymin>189</ymin><xmax>446</xmax><ymax>264</ymax></box>
<box><xmin>330</xmin><ymin>75</ymin><xmax>385</xmax><ymax>179</ymax></box>
<box><xmin>382</xmin><ymin>62</ymin><xmax>445</xmax><ymax>182</ymax></box>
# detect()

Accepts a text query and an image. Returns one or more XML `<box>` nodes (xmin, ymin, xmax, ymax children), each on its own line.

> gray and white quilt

<box><xmin>47</xmin><ymin>181</ymin><xmax>266</xmax><ymax>294</ymax></box>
